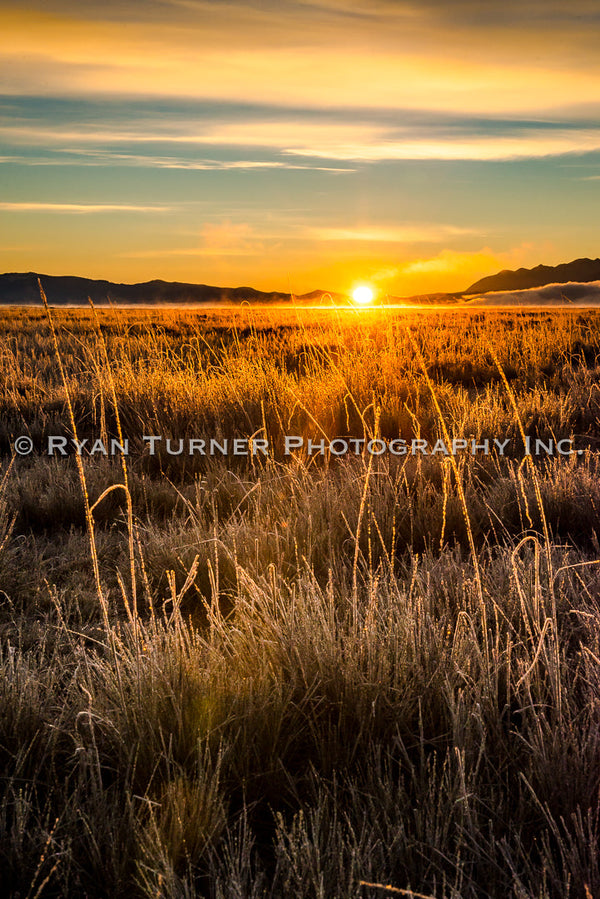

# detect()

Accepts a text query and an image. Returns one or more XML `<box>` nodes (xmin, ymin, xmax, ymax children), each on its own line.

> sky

<box><xmin>1</xmin><ymin>0</ymin><xmax>600</xmax><ymax>296</ymax></box>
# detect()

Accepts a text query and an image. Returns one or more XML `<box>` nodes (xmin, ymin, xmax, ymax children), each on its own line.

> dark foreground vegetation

<box><xmin>2</xmin><ymin>305</ymin><xmax>600</xmax><ymax>898</ymax></box>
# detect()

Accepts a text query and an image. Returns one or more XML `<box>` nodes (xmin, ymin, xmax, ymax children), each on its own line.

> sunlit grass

<box><xmin>0</xmin><ymin>304</ymin><xmax>600</xmax><ymax>897</ymax></box>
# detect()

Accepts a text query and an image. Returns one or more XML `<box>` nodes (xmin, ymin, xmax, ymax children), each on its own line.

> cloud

<box><xmin>286</xmin><ymin>130</ymin><xmax>600</xmax><ymax>162</ymax></box>
<box><xmin>309</xmin><ymin>224</ymin><xmax>478</xmax><ymax>242</ymax></box>
<box><xmin>0</xmin><ymin>202</ymin><xmax>173</xmax><ymax>212</ymax></box>
<box><xmin>77</xmin><ymin>153</ymin><xmax>352</xmax><ymax>172</ymax></box>
<box><xmin>370</xmin><ymin>265</ymin><xmax>400</xmax><ymax>283</ymax></box>
<box><xmin>399</xmin><ymin>249</ymin><xmax>502</xmax><ymax>276</ymax></box>
<box><xmin>3</xmin><ymin>103</ymin><xmax>600</xmax><ymax>162</ymax></box>
<box><xmin>0</xmin><ymin>120</ymin><xmax>379</xmax><ymax>147</ymax></box>
<box><xmin>122</xmin><ymin>220</ymin><xmax>268</xmax><ymax>258</ymax></box>
<box><xmin>4</xmin><ymin>82</ymin><xmax>600</xmax><ymax>181</ymax></box>
<box><xmin>199</xmin><ymin>220</ymin><xmax>261</xmax><ymax>254</ymax></box>
<box><xmin>121</xmin><ymin>247</ymin><xmax>262</xmax><ymax>258</ymax></box>
<box><xmin>31</xmin><ymin>151</ymin><xmax>353</xmax><ymax>172</ymax></box>
<box><xmin>2</xmin><ymin>5</ymin><xmax>600</xmax><ymax>117</ymax></box>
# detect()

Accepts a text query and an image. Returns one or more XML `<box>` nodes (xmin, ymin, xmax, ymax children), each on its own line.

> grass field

<box><xmin>2</xmin><ymin>303</ymin><xmax>600</xmax><ymax>898</ymax></box>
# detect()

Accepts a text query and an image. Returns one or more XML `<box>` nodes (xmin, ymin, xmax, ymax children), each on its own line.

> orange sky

<box><xmin>1</xmin><ymin>0</ymin><xmax>600</xmax><ymax>294</ymax></box>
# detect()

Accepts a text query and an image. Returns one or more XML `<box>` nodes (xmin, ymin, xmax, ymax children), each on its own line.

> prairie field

<box><xmin>3</xmin><ymin>303</ymin><xmax>600</xmax><ymax>898</ymax></box>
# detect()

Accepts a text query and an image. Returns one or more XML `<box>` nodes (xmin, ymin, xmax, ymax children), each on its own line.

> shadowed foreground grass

<box><xmin>1</xmin><ymin>305</ymin><xmax>600</xmax><ymax>897</ymax></box>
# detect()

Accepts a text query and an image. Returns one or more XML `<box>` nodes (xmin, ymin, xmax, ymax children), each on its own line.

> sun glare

<box><xmin>352</xmin><ymin>285</ymin><xmax>374</xmax><ymax>305</ymax></box>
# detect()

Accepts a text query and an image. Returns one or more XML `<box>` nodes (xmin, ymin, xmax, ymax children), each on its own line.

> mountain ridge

<box><xmin>466</xmin><ymin>257</ymin><xmax>600</xmax><ymax>294</ymax></box>
<box><xmin>0</xmin><ymin>272</ymin><xmax>329</xmax><ymax>306</ymax></box>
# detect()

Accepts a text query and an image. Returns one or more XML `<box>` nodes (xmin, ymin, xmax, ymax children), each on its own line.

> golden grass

<box><xmin>0</xmin><ymin>303</ymin><xmax>600</xmax><ymax>897</ymax></box>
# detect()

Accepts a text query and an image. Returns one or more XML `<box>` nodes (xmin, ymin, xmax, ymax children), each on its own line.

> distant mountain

<box><xmin>0</xmin><ymin>272</ymin><xmax>344</xmax><ymax>306</ymax></box>
<box><xmin>466</xmin><ymin>257</ymin><xmax>600</xmax><ymax>294</ymax></box>
<box><xmin>5</xmin><ymin>264</ymin><xmax>598</xmax><ymax>309</ymax></box>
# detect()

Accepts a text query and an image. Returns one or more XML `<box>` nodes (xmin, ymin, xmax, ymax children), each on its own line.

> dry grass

<box><xmin>1</xmin><ymin>304</ymin><xmax>600</xmax><ymax>897</ymax></box>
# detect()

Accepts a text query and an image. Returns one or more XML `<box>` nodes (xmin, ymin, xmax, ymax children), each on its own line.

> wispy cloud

<box><xmin>3</xmin><ymin>113</ymin><xmax>600</xmax><ymax>162</ymax></box>
<box><xmin>0</xmin><ymin>149</ymin><xmax>354</xmax><ymax>172</ymax></box>
<box><xmin>0</xmin><ymin>120</ymin><xmax>377</xmax><ymax>147</ymax></box>
<box><xmin>396</xmin><ymin>248</ymin><xmax>529</xmax><ymax>279</ymax></box>
<box><xmin>287</xmin><ymin>130</ymin><xmax>600</xmax><ymax>162</ymax></box>
<box><xmin>122</xmin><ymin>220</ymin><xmax>268</xmax><ymax>258</ymax></box>
<box><xmin>121</xmin><ymin>246</ymin><xmax>261</xmax><ymax>258</ymax></box>
<box><xmin>0</xmin><ymin>202</ymin><xmax>173</xmax><ymax>212</ymax></box>
<box><xmin>310</xmin><ymin>224</ymin><xmax>480</xmax><ymax>242</ymax></box>
<box><xmin>73</xmin><ymin>152</ymin><xmax>352</xmax><ymax>172</ymax></box>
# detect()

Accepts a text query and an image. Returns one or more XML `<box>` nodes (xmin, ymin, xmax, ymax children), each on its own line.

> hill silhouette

<box><xmin>0</xmin><ymin>272</ymin><xmax>347</xmax><ymax>306</ymax></box>
<box><xmin>466</xmin><ymin>257</ymin><xmax>600</xmax><ymax>294</ymax></box>
<box><xmin>0</xmin><ymin>273</ymin><xmax>472</xmax><ymax>307</ymax></box>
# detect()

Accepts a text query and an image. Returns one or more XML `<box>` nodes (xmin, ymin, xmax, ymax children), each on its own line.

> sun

<box><xmin>352</xmin><ymin>285</ymin><xmax>374</xmax><ymax>305</ymax></box>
